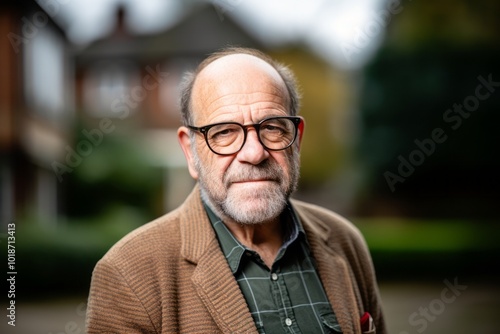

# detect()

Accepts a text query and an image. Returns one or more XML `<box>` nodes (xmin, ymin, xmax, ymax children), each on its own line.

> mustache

<box><xmin>224</xmin><ymin>161</ymin><xmax>283</xmax><ymax>185</ymax></box>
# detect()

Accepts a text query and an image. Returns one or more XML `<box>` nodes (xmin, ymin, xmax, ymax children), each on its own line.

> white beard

<box><xmin>201</xmin><ymin>176</ymin><xmax>288</xmax><ymax>224</ymax></box>
<box><xmin>194</xmin><ymin>145</ymin><xmax>300</xmax><ymax>225</ymax></box>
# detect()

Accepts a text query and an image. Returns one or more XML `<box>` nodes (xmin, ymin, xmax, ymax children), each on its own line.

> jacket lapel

<box><xmin>191</xmin><ymin>240</ymin><xmax>258</xmax><ymax>333</ymax></box>
<box><xmin>299</xmin><ymin>208</ymin><xmax>362</xmax><ymax>334</ymax></box>
<box><xmin>180</xmin><ymin>186</ymin><xmax>258</xmax><ymax>334</ymax></box>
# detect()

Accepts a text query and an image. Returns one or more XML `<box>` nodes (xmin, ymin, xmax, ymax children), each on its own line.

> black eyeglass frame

<box><xmin>187</xmin><ymin>116</ymin><xmax>303</xmax><ymax>156</ymax></box>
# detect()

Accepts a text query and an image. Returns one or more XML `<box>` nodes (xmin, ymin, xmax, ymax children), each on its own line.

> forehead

<box><xmin>197</xmin><ymin>54</ymin><xmax>284</xmax><ymax>85</ymax></box>
<box><xmin>191</xmin><ymin>54</ymin><xmax>289</xmax><ymax>123</ymax></box>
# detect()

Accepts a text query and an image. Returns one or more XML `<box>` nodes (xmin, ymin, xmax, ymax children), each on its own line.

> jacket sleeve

<box><xmin>85</xmin><ymin>258</ymin><xmax>158</xmax><ymax>333</ymax></box>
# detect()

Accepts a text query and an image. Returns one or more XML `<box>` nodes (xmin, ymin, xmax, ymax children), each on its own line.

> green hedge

<box><xmin>4</xmin><ymin>217</ymin><xmax>498</xmax><ymax>300</ymax></box>
<box><xmin>353</xmin><ymin>218</ymin><xmax>500</xmax><ymax>281</ymax></box>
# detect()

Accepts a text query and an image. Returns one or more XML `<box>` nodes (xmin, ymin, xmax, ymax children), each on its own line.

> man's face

<box><xmin>179</xmin><ymin>54</ymin><xmax>302</xmax><ymax>224</ymax></box>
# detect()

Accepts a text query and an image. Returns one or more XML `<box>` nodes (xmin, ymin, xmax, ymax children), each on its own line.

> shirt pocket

<box><xmin>318</xmin><ymin>306</ymin><xmax>342</xmax><ymax>333</ymax></box>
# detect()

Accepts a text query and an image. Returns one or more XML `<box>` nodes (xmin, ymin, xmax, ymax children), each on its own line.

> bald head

<box><xmin>191</xmin><ymin>54</ymin><xmax>290</xmax><ymax>124</ymax></box>
<box><xmin>196</xmin><ymin>53</ymin><xmax>286</xmax><ymax>89</ymax></box>
<box><xmin>179</xmin><ymin>47</ymin><xmax>301</xmax><ymax>126</ymax></box>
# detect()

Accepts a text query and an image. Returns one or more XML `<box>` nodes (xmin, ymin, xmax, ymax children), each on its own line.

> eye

<box><xmin>259</xmin><ymin>119</ymin><xmax>296</xmax><ymax>148</ymax></box>
<box><xmin>261</xmin><ymin>119</ymin><xmax>291</xmax><ymax>135</ymax></box>
<box><xmin>262</xmin><ymin>124</ymin><xmax>284</xmax><ymax>134</ymax></box>
<box><xmin>210</xmin><ymin>127</ymin><xmax>237</xmax><ymax>139</ymax></box>
<box><xmin>207</xmin><ymin>124</ymin><xmax>242</xmax><ymax>147</ymax></box>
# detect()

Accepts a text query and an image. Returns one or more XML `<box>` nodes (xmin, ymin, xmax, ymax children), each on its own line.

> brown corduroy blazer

<box><xmin>86</xmin><ymin>185</ymin><xmax>386</xmax><ymax>334</ymax></box>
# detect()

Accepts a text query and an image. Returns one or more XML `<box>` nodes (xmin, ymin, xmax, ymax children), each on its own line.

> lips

<box><xmin>224</xmin><ymin>161</ymin><xmax>283</xmax><ymax>187</ymax></box>
<box><xmin>232</xmin><ymin>178</ymin><xmax>274</xmax><ymax>183</ymax></box>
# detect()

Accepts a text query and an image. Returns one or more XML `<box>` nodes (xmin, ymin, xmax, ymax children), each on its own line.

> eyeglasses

<box><xmin>188</xmin><ymin>116</ymin><xmax>303</xmax><ymax>155</ymax></box>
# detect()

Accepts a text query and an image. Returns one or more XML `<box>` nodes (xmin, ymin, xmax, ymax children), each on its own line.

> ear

<box><xmin>177</xmin><ymin>126</ymin><xmax>199</xmax><ymax>180</ymax></box>
<box><xmin>297</xmin><ymin>117</ymin><xmax>305</xmax><ymax>149</ymax></box>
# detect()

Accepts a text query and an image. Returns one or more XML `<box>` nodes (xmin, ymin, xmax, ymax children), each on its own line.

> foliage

<box><xmin>357</xmin><ymin>44</ymin><xmax>500</xmax><ymax>218</ymax></box>
<box><xmin>64</xmin><ymin>123</ymin><xmax>164</xmax><ymax>220</ymax></box>
<box><xmin>354</xmin><ymin>217</ymin><xmax>500</xmax><ymax>281</ymax></box>
<box><xmin>355</xmin><ymin>0</ymin><xmax>500</xmax><ymax>218</ymax></box>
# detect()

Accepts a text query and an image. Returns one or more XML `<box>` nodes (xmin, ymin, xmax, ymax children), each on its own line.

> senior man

<box><xmin>86</xmin><ymin>47</ymin><xmax>385</xmax><ymax>334</ymax></box>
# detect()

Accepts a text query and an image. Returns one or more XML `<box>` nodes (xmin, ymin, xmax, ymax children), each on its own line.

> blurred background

<box><xmin>1</xmin><ymin>0</ymin><xmax>499</xmax><ymax>333</ymax></box>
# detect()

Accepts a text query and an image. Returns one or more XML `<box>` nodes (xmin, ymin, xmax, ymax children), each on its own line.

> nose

<box><xmin>236</xmin><ymin>128</ymin><xmax>269</xmax><ymax>165</ymax></box>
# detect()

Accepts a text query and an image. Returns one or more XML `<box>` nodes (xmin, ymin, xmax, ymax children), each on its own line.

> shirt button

<box><xmin>285</xmin><ymin>318</ymin><xmax>292</xmax><ymax>326</ymax></box>
<box><xmin>271</xmin><ymin>273</ymin><xmax>278</xmax><ymax>281</ymax></box>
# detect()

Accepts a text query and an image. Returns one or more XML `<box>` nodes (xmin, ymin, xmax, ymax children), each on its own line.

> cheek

<box><xmin>218</xmin><ymin>157</ymin><xmax>236</xmax><ymax>181</ymax></box>
<box><xmin>200</xmin><ymin>153</ymin><xmax>233</xmax><ymax>183</ymax></box>
<box><xmin>271</xmin><ymin>152</ymin><xmax>292</xmax><ymax>174</ymax></box>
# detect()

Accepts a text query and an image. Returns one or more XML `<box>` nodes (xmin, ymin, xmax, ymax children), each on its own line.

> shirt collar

<box><xmin>203</xmin><ymin>201</ymin><xmax>306</xmax><ymax>274</ymax></box>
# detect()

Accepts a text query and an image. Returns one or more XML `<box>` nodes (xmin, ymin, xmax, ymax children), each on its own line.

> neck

<box><xmin>225</xmin><ymin>217</ymin><xmax>284</xmax><ymax>269</ymax></box>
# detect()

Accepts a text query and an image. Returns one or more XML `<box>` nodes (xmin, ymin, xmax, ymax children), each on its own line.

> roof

<box><xmin>75</xmin><ymin>3</ymin><xmax>266</xmax><ymax>65</ymax></box>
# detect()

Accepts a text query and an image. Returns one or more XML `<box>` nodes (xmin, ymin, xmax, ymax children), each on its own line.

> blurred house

<box><xmin>1</xmin><ymin>1</ymin><xmax>356</xmax><ymax>225</ymax></box>
<box><xmin>0</xmin><ymin>0</ymin><xmax>74</xmax><ymax>226</ymax></box>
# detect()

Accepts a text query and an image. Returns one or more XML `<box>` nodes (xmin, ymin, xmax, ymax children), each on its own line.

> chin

<box><xmin>223</xmin><ymin>190</ymin><xmax>287</xmax><ymax>224</ymax></box>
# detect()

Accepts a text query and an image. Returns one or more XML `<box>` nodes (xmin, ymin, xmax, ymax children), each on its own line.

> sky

<box><xmin>37</xmin><ymin>0</ymin><xmax>389</xmax><ymax>69</ymax></box>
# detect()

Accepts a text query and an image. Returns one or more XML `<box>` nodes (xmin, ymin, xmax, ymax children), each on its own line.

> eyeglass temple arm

<box><xmin>297</xmin><ymin>117</ymin><xmax>305</xmax><ymax>147</ymax></box>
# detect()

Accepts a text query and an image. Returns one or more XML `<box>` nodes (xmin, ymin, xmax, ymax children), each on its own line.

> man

<box><xmin>86</xmin><ymin>47</ymin><xmax>386</xmax><ymax>334</ymax></box>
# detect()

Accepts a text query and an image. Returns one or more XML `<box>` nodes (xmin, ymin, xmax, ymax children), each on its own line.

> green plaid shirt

<box><xmin>204</xmin><ymin>202</ymin><xmax>342</xmax><ymax>334</ymax></box>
